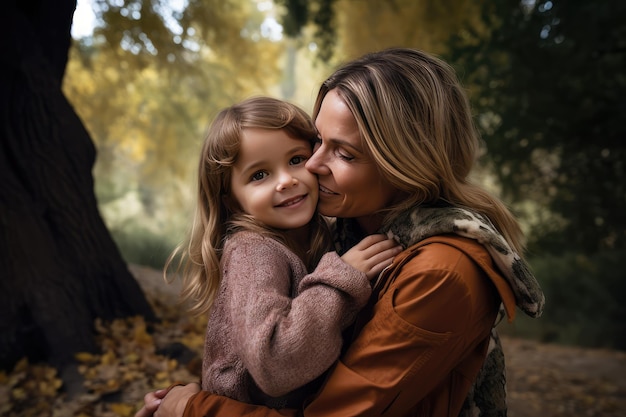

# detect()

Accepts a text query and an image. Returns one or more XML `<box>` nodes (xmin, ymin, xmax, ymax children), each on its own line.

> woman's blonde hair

<box><xmin>168</xmin><ymin>96</ymin><xmax>331</xmax><ymax>316</ymax></box>
<box><xmin>313</xmin><ymin>48</ymin><xmax>525</xmax><ymax>253</ymax></box>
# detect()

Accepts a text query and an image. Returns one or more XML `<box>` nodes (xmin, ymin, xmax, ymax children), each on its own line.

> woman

<box><xmin>137</xmin><ymin>47</ymin><xmax>545</xmax><ymax>417</ymax></box>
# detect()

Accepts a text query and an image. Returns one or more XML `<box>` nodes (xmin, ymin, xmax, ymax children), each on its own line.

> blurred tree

<box><xmin>275</xmin><ymin>0</ymin><xmax>336</xmax><ymax>61</ymax></box>
<box><xmin>273</xmin><ymin>0</ymin><xmax>484</xmax><ymax>63</ymax></box>
<box><xmin>0</xmin><ymin>0</ymin><xmax>155</xmax><ymax>391</ymax></box>
<box><xmin>335</xmin><ymin>0</ymin><xmax>483</xmax><ymax>61</ymax></box>
<box><xmin>0</xmin><ymin>0</ymin><xmax>285</xmax><ymax>393</ymax></box>
<box><xmin>447</xmin><ymin>0</ymin><xmax>626</xmax><ymax>254</ymax></box>
<box><xmin>64</xmin><ymin>0</ymin><xmax>284</xmax><ymax>249</ymax></box>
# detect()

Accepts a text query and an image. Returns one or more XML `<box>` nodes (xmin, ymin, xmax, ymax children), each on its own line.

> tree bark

<box><xmin>0</xmin><ymin>0</ymin><xmax>156</xmax><ymax>376</ymax></box>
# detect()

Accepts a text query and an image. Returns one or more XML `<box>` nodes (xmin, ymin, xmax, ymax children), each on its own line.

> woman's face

<box><xmin>306</xmin><ymin>89</ymin><xmax>400</xmax><ymax>233</ymax></box>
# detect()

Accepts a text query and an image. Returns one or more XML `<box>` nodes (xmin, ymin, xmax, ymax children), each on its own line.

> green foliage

<box><xmin>500</xmin><ymin>249</ymin><xmax>626</xmax><ymax>350</ymax></box>
<box><xmin>447</xmin><ymin>0</ymin><xmax>626</xmax><ymax>254</ymax></box>
<box><xmin>277</xmin><ymin>0</ymin><xmax>309</xmax><ymax>37</ymax></box>
<box><xmin>65</xmin><ymin>0</ymin><xmax>288</xmax><ymax>276</ymax></box>
<box><xmin>276</xmin><ymin>0</ymin><xmax>336</xmax><ymax>61</ymax></box>
<box><xmin>109</xmin><ymin>224</ymin><xmax>174</xmax><ymax>269</ymax></box>
<box><xmin>336</xmin><ymin>0</ymin><xmax>485</xmax><ymax>61</ymax></box>
<box><xmin>446</xmin><ymin>0</ymin><xmax>626</xmax><ymax>352</ymax></box>
<box><xmin>310</xmin><ymin>0</ymin><xmax>336</xmax><ymax>62</ymax></box>
<box><xmin>90</xmin><ymin>0</ymin><xmax>263</xmax><ymax>72</ymax></box>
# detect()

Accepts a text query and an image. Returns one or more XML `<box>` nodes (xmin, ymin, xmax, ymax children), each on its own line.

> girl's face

<box><xmin>306</xmin><ymin>89</ymin><xmax>400</xmax><ymax>233</ymax></box>
<box><xmin>230</xmin><ymin>128</ymin><xmax>318</xmax><ymax>230</ymax></box>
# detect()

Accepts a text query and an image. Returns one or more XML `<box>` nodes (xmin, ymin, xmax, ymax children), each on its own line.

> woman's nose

<box><xmin>305</xmin><ymin>147</ymin><xmax>330</xmax><ymax>175</ymax></box>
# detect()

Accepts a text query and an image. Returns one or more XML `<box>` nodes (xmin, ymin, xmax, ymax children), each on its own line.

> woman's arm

<box><xmin>183</xmin><ymin>388</ymin><xmax>297</xmax><ymax>417</ymax></box>
<box><xmin>151</xmin><ymin>239</ymin><xmax>502</xmax><ymax>417</ymax></box>
<box><xmin>135</xmin><ymin>384</ymin><xmax>198</xmax><ymax>417</ymax></box>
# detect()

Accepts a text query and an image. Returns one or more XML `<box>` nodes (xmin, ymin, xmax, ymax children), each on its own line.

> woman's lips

<box><xmin>319</xmin><ymin>184</ymin><xmax>338</xmax><ymax>195</ymax></box>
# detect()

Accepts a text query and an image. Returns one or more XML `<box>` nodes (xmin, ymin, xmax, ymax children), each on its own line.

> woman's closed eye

<box><xmin>337</xmin><ymin>150</ymin><xmax>354</xmax><ymax>161</ymax></box>
<box><xmin>313</xmin><ymin>136</ymin><xmax>353</xmax><ymax>161</ymax></box>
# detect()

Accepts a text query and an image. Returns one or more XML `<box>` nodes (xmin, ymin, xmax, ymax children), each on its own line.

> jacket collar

<box><xmin>336</xmin><ymin>205</ymin><xmax>545</xmax><ymax>319</ymax></box>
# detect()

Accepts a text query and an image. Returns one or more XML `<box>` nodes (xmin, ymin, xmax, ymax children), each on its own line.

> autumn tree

<box><xmin>334</xmin><ymin>0</ymin><xmax>483</xmax><ymax>60</ymax></box>
<box><xmin>0</xmin><ymin>0</ymin><xmax>284</xmax><ymax>392</ymax></box>
<box><xmin>0</xmin><ymin>0</ymin><xmax>156</xmax><ymax>390</ymax></box>
<box><xmin>65</xmin><ymin>1</ymin><xmax>286</xmax><ymax>268</ymax></box>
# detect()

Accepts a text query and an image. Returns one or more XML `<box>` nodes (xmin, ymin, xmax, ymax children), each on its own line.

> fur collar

<box><xmin>334</xmin><ymin>204</ymin><xmax>545</xmax><ymax>318</ymax></box>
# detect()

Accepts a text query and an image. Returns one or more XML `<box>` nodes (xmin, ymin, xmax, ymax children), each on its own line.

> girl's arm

<box><xmin>223</xmin><ymin>232</ymin><xmax>369</xmax><ymax>397</ymax></box>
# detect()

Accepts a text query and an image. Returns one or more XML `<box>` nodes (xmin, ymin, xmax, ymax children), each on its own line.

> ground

<box><xmin>1</xmin><ymin>264</ymin><xmax>625</xmax><ymax>416</ymax></box>
<box><xmin>503</xmin><ymin>337</ymin><xmax>626</xmax><ymax>416</ymax></box>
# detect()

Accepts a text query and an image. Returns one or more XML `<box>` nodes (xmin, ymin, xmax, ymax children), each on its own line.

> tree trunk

<box><xmin>0</xmin><ymin>0</ymin><xmax>156</xmax><ymax>378</ymax></box>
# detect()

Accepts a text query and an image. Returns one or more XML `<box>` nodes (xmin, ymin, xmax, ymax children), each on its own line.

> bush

<box><xmin>110</xmin><ymin>225</ymin><xmax>175</xmax><ymax>270</ymax></box>
<box><xmin>498</xmin><ymin>249</ymin><xmax>626</xmax><ymax>350</ymax></box>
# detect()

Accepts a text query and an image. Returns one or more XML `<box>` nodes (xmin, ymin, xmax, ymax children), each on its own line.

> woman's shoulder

<box><xmin>384</xmin><ymin>235</ymin><xmax>502</xmax><ymax>331</ymax></box>
<box><xmin>401</xmin><ymin>235</ymin><xmax>492</xmax><ymax>271</ymax></box>
<box><xmin>393</xmin><ymin>235</ymin><xmax>515</xmax><ymax>318</ymax></box>
<box><xmin>391</xmin><ymin>235</ymin><xmax>498</xmax><ymax>298</ymax></box>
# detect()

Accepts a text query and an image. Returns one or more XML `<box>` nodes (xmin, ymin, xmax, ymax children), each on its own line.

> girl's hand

<box><xmin>341</xmin><ymin>234</ymin><xmax>402</xmax><ymax>280</ymax></box>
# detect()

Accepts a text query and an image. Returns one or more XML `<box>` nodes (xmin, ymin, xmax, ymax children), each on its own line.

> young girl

<box><xmin>167</xmin><ymin>96</ymin><xmax>400</xmax><ymax>409</ymax></box>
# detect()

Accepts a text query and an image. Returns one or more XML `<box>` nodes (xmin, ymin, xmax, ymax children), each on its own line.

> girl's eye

<box><xmin>251</xmin><ymin>171</ymin><xmax>268</xmax><ymax>182</ymax></box>
<box><xmin>290</xmin><ymin>155</ymin><xmax>307</xmax><ymax>165</ymax></box>
<box><xmin>312</xmin><ymin>137</ymin><xmax>322</xmax><ymax>152</ymax></box>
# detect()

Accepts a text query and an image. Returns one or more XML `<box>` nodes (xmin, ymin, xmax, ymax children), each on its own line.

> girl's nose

<box><xmin>276</xmin><ymin>175</ymin><xmax>299</xmax><ymax>191</ymax></box>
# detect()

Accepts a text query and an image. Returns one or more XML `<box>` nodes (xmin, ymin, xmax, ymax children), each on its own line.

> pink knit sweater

<box><xmin>200</xmin><ymin>231</ymin><xmax>371</xmax><ymax>408</ymax></box>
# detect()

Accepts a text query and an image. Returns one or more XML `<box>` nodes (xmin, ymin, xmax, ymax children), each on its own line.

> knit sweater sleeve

<box><xmin>223</xmin><ymin>232</ymin><xmax>371</xmax><ymax>398</ymax></box>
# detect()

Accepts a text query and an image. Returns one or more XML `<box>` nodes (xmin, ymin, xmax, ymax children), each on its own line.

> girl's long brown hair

<box><xmin>167</xmin><ymin>97</ymin><xmax>331</xmax><ymax>316</ymax></box>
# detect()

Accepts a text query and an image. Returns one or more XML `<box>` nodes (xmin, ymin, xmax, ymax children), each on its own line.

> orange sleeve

<box><xmin>184</xmin><ymin>390</ymin><xmax>299</xmax><ymax>417</ymax></box>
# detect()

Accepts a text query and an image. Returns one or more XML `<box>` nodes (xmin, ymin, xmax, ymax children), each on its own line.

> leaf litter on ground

<box><xmin>0</xmin><ymin>264</ymin><xmax>625</xmax><ymax>416</ymax></box>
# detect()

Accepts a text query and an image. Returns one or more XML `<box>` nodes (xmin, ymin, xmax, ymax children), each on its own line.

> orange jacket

<box><xmin>184</xmin><ymin>235</ymin><xmax>517</xmax><ymax>417</ymax></box>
